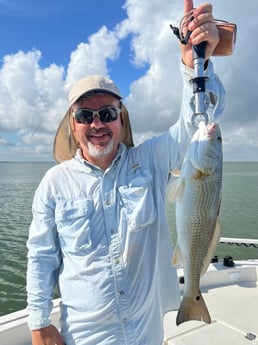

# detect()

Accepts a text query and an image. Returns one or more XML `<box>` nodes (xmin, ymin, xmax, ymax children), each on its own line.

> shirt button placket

<box><xmin>101</xmin><ymin>178</ymin><xmax>132</xmax><ymax>342</ymax></box>
<box><xmin>110</xmin><ymin>228</ymin><xmax>129</xmax><ymax>331</ymax></box>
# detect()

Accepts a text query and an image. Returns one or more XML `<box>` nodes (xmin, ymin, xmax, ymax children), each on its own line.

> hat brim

<box><xmin>53</xmin><ymin>104</ymin><xmax>134</xmax><ymax>163</ymax></box>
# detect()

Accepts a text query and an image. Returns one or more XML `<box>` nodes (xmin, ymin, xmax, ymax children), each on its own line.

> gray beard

<box><xmin>87</xmin><ymin>139</ymin><xmax>114</xmax><ymax>158</ymax></box>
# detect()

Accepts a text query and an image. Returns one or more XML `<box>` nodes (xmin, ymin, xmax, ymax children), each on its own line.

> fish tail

<box><xmin>176</xmin><ymin>292</ymin><xmax>211</xmax><ymax>326</ymax></box>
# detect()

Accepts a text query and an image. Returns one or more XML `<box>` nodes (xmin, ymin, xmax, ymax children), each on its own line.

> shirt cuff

<box><xmin>27</xmin><ymin>308</ymin><xmax>52</xmax><ymax>330</ymax></box>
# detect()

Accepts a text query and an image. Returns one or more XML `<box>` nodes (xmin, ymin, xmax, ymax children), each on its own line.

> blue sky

<box><xmin>0</xmin><ymin>0</ymin><xmax>258</xmax><ymax>161</ymax></box>
<box><xmin>0</xmin><ymin>1</ymin><xmax>128</xmax><ymax>69</ymax></box>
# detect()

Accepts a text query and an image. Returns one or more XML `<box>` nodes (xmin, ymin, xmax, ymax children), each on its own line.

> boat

<box><xmin>164</xmin><ymin>237</ymin><xmax>258</xmax><ymax>345</ymax></box>
<box><xmin>0</xmin><ymin>237</ymin><xmax>257</xmax><ymax>345</ymax></box>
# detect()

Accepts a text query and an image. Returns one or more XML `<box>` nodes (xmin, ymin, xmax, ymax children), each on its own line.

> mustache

<box><xmin>87</xmin><ymin>128</ymin><xmax>112</xmax><ymax>136</ymax></box>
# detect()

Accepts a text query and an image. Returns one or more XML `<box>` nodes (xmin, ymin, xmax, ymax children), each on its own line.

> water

<box><xmin>0</xmin><ymin>161</ymin><xmax>258</xmax><ymax>317</ymax></box>
<box><xmin>0</xmin><ymin>162</ymin><xmax>55</xmax><ymax>316</ymax></box>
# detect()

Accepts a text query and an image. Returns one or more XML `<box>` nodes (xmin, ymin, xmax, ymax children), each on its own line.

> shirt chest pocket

<box><xmin>55</xmin><ymin>199</ymin><xmax>93</xmax><ymax>254</ymax></box>
<box><xmin>118</xmin><ymin>170</ymin><xmax>157</xmax><ymax>231</ymax></box>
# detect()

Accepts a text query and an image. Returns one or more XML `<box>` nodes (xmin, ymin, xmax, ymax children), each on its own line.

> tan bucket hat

<box><xmin>53</xmin><ymin>75</ymin><xmax>134</xmax><ymax>163</ymax></box>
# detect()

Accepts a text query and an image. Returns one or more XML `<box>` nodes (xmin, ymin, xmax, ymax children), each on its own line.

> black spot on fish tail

<box><xmin>176</xmin><ymin>292</ymin><xmax>211</xmax><ymax>326</ymax></box>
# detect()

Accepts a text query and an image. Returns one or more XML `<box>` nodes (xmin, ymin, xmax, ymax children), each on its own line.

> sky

<box><xmin>0</xmin><ymin>0</ymin><xmax>257</xmax><ymax>162</ymax></box>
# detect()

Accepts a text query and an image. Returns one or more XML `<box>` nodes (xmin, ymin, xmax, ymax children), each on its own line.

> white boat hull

<box><xmin>1</xmin><ymin>259</ymin><xmax>258</xmax><ymax>345</ymax></box>
<box><xmin>164</xmin><ymin>259</ymin><xmax>258</xmax><ymax>344</ymax></box>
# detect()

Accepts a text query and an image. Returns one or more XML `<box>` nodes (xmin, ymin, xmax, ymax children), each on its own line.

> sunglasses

<box><xmin>72</xmin><ymin>106</ymin><xmax>121</xmax><ymax>124</ymax></box>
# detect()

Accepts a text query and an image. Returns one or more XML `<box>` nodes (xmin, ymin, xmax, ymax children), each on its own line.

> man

<box><xmin>27</xmin><ymin>1</ymin><xmax>225</xmax><ymax>344</ymax></box>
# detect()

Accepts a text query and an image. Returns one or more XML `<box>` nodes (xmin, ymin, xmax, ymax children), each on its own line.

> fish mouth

<box><xmin>206</xmin><ymin>123</ymin><xmax>217</xmax><ymax>137</ymax></box>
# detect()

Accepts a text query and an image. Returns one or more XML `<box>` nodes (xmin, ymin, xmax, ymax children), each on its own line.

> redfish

<box><xmin>168</xmin><ymin>121</ymin><xmax>222</xmax><ymax>326</ymax></box>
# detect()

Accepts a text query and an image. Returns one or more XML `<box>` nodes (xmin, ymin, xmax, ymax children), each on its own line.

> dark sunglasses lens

<box><xmin>74</xmin><ymin>110</ymin><xmax>93</xmax><ymax>124</ymax></box>
<box><xmin>99</xmin><ymin>108</ymin><xmax>119</xmax><ymax>122</ymax></box>
<box><xmin>74</xmin><ymin>107</ymin><xmax>119</xmax><ymax>124</ymax></box>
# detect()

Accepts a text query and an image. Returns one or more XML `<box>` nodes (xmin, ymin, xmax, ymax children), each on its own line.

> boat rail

<box><xmin>219</xmin><ymin>237</ymin><xmax>258</xmax><ymax>248</ymax></box>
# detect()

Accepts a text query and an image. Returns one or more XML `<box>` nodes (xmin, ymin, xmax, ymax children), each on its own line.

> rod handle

<box><xmin>192</xmin><ymin>41</ymin><xmax>207</xmax><ymax>60</ymax></box>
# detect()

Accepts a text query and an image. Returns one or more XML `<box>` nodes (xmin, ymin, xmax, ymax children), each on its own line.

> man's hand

<box><xmin>180</xmin><ymin>0</ymin><xmax>219</xmax><ymax>67</ymax></box>
<box><xmin>31</xmin><ymin>325</ymin><xmax>65</xmax><ymax>345</ymax></box>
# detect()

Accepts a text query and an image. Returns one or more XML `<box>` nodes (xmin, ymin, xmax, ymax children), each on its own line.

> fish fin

<box><xmin>167</xmin><ymin>177</ymin><xmax>185</xmax><ymax>203</ymax></box>
<box><xmin>171</xmin><ymin>244</ymin><xmax>183</xmax><ymax>266</ymax></box>
<box><xmin>176</xmin><ymin>292</ymin><xmax>211</xmax><ymax>326</ymax></box>
<box><xmin>201</xmin><ymin>219</ymin><xmax>221</xmax><ymax>276</ymax></box>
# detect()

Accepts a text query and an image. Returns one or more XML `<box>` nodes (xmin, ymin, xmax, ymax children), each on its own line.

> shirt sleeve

<box><xmin>26</xmin><ymin>173</ymin><xmax>61</xmax><ymax>330</ymax></box>
<box><xmin>144</xmin><ymin>59</ymin><xmax>225</xmax><ymax>176</ymax></box>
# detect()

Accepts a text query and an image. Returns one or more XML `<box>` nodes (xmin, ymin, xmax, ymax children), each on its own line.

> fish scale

<box><xmin>168</xmin><ymin>121</ymin><xmax>222</xmax><ymax>326</ymax></box>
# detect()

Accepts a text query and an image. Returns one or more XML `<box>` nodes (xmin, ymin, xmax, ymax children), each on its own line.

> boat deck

<box><xmin>0</xmin><ymin>260</ymin><xmax>257</xmax><ymax>345</ymax></box>
<box><xmin>164</xmin><ymin>260</ymin><xmax>258</xmax><ymax>345</ymax></box>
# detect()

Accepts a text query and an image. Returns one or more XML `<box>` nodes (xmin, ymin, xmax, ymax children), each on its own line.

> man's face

<box><xmin>71</xmin><ymin>93</ymin><xmax>122</xmax><ymax>169</ymax></box>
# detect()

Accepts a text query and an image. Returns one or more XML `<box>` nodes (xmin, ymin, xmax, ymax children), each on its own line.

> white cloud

<box><xmin>116</xmin><ymin>0</ymin><xmax>183</xmax><ymax>134</ymax></box>
<box><xmin>19</xmin><ymin>129</ymin><xmax>53</xmax><ymax>145</ymax></box>
<box><xmin>222</xmin><ymin>121</ymin><xmax>258</xmax><ymax>162</ymax></box>
<box><xmin>118</xmin><ymin>0</ymin><xmax>258</xmax><ymax>160</ymax></box>
<box><xmin>0</xmin><ymin>137</ymin><xmax>10</xmax><ymax>145</ymax></box>
<box><xmin>66</xmin><ymin>26</ymin><xmax>121</xmax><ymax>87</ymax></box>
<box><xmin>0</xmin><ymin>50</ymin><xmax>66</xmax><ymax>133</ymax></box>
<box><xmin>0</xmin><ymin>50</ymin><xmax>67</xmax><ymax>160</ymax></box>
<box><xmin>0</xmin><ymin>24</ymin><xmax>122</xmax><ymax>161</ymax></box>
<box><xmin>0</xmin><ymin>0</ymin><xmax>258</xmax><ymax>161</ymax></box>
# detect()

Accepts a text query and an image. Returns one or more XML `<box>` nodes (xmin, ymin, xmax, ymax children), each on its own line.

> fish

<box><xmin>168</xmin><ymin>121</ymin><xmax>223</xmax><ymax>326</ymax></box>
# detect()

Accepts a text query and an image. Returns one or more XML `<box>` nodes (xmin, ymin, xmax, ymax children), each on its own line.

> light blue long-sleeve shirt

<box><xmin>27</xmin><ymin>61</ymin><xmax>225</xmax><ymax>345</ymax></box>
